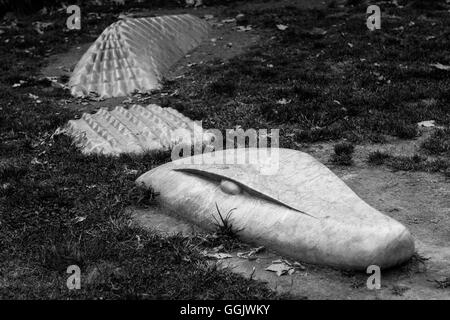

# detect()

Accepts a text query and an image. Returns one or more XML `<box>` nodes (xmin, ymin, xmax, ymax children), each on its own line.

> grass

<box><xmin>421</xmin><ymin>128</ymin><xmax>450</xmax><ymax>155</ymax></box>
<box><xmin>406</xmin><ymin>0</ymin><xmax>449</xmax><ymax>10</ymax></box>
<box><xmin>330</xmin><ymin>141</ymin><xmax>355</xmax><ymax>165</ymax></box>
<box><xmin>163</xmin><ymin>2</ymin><xmax>450</xmax><ymax>149</ymax></box>
<box><xmin>367</xmin><ymin>150</ymin><xmax>392</xmax><ymax>165</ymax></box>
<box><xmin>388</xmin><ymin>155</ymin><xmax>449</xmax><ymax>174</ymax></box>
<box><xmin>212</xmin><ymin>203</ymin><xmax>244</xmax><ymax>239</ymax></box>
<box><xmin>0</xmin><ymin>2</ymin><xmax>276</xmax><ymax>299</ymax></box>
<box><xmin>1</xmin><ymin>0</ymin><xmax>450</xmax><ymax>299</ymax></box>
<box><xmin>367</xmin><ymin>151</ymin><xmax>450</xmax><ymax>176</ymax></box>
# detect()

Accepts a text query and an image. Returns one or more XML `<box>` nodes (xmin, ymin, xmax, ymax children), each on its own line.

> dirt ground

<box><xmin>132</xmin><ymin>137</ymin><xmax>450</xmax><ymax>300</ymax></box>
<box><xmin>40</xmin><ymin>0</ymin><xmax>450</xmax><ymax>300</ymax></box>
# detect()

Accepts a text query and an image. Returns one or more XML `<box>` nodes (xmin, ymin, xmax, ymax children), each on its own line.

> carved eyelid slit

<box><xmin>172</xmin><ymin>168</ymin><xmax>317</xmax><ymax>219</ymax></box>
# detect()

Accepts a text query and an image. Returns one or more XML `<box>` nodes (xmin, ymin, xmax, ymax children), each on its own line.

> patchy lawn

<box><xmin>0</xmin><ymin>1</ymin><xmax>276</xmax><ymax>299</ymax></box>
<box><xmin>164</xmin><ymin>1</ymin><xmax>450</xmax><ymax>150</ymax></box>
<box><xmin>162</xmin><ymin>1</ymin><xmax>450</xmax><ymax>173</ymax></box>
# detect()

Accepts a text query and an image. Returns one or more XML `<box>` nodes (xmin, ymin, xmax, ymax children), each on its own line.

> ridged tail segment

<box><xmin>69</xmin><ymin>14</ymin><xmax>210</xmax><ymax>98</ymax></box>
<box><xmin>62</xmin><ymin>105</ymin><xmax>212</xmax><ymax>156</ymax></box>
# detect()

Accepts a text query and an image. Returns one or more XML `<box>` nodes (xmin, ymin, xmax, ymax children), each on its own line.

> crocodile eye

<box><xmin>219</xmin><ymin>179</ymin><xmax>241</xmax><ymax>195</ymax></box>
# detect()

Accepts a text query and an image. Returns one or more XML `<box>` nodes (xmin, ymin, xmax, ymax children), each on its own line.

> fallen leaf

<box><xmin>265</xmin><ymin>261</ymin><xmax>293</xmax><ymax>276</ymax></box>
<box><xmin>237</xmin><ymin>246</ymin><xmax>265</xmax><ymax>260</ymax></box>
<box><xmin>276</xmin><ymin>98</ymin><xmax>291</xmax><ymax>105</ymax></box>
<box><xmin>74</xmin><ymin>216</ymin><xmax>86</xmax><ymax>223</ymax></box>
<box><xmin>30</xmin><ymin>158</ymin><xmax>43</xmax><ymax>165</ymax></box>
<box><xmin>292</xmin><ymin>261</ymin><xmax>306</xmax><ymax>271</ymax></box>
<box><xmin>236</xmin><ymin>13</ymin><xmax>245</xmax><ymax>20</ymax></box>
<box><xmin>430</xmin><ymin>63</ymin><xmax>450</xmax><ymax>71</ymax></box>
<box><xmin>206</xmin><ymin>252</ymin><xmax>233</xmax><ymax>260</ymax></box>
<box><xmin>12</xmin><ymin>80</ymin><xmax>26</xmax><ymax>88</ymax></box>
<box><xmin>123</xmin><ymin>167</ymin><xmax>138</xmax><ymax>175</ymax></box>
<box><xmin>28</xmin><ymin>93</ymin><xmax>40</xmax><ymax>100</ymax></box>
<box><xmin>308</xmin><ymin>27</ymin><xmax>327</xmax><ymax>37</ymax></box>
<box><xmin>211</xmin><ymin>244</ymin><xmax>224</xmax><ymax>253</ymax></box>
<box><xmin>417</xmin><ymin>120</ymin><xmax>436</xmax><ymax>128</ymax></box>
<box><xmin>276</xmin><ymin>24</ymin><xmax>288</xmax><ymax>31</ymax></box>
<box><xmin>237</xmin><ymin>25</ymin><xmax>252</xmax><ymax>32</ymax></box>
<box><xmin>265</xmin><ymin>258</ymin><xmax>306</xmax><ymax>276</ymax></box>
<box><xmin>32</xmin><ymin>21</ymin><xmax>54</xmax><ymax>34</ymax></box>
<box><xmin>222</xmin><ymin>18</ymin><xmax>236</xmax><ymax>24</ymax></box>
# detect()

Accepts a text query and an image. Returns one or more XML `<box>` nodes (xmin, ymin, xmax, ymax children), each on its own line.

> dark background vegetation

<box><xmin>162</xmin><ymin>0</ymin><xmax>450</xmax><ymax>173</ymax></box>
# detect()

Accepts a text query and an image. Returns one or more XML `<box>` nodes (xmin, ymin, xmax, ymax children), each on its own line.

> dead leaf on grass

<box><xmin>276</xmin><ymin>24</ymin><xmax>288</xmax><ymax>31</ymax></box>
<box><xmin>430</xmin><ymin>63</ymin><xmax>450</xmax><ymax>71</ymax></box>
<box><xmin>237</xmin><ymin>26</ymin><xmax>252</xmax><ymax>32</ymax></box>
<box><xmin>237</xmin><ymin>246</ymin><xmax>265</xmax><ymax>260</ymax></box>
<box><xmin>265</xmin><ymin>259</ymin><xmax>306</xmax><ymax>276</ymax></box>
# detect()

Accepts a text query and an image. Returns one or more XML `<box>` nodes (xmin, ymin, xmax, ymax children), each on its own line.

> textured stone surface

<box><xmin>136</xmin><ymin>148</ymin><xmax>415</xmax><ymax>270</ymax></box>
<box><xmin>69</xmin><ymin>14</ymin><xmax>210</xmax><ymax>98</ymax></box>
<box><xmin>63</xmin><ymin>104</ymin><xmax>207</xmax><ymax>155</ymax></box>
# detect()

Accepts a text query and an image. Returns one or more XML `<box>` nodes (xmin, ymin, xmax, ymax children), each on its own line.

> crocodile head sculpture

<box><xmin>136</xmin><ymin>148</ymin><xmax>415</xmax><ymax>270</ymax></box>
